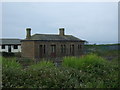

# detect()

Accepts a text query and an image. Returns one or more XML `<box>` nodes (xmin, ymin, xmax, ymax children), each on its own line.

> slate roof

<box><xmin>0</xmin><ymin>38</ymin><xmax>21</xmax><ymax>45</ymax></box>
<box><xmin>23</xmin><ymin>34</ymin><xmax>85</xmax><ymax>42</ymax></box>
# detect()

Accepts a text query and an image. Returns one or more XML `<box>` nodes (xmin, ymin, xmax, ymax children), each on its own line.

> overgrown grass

<box><xmin>28</xmin><ymin>60</ymin><xmax>55</xmax><ymax>70</ymax></box>
<box><xmin>2</xmin><ymin>57</ymin><xmax>22</xmax><ymax>69</ymax></box>
<box><xmin>62</xmin><ymin>54</ymin><xmax>119</xmax><ymax>88</ymax></box>
<box><xmin>2</xmin><ymin>57</ymin><xmax>23</xmax><ymax>87</ymax></box>
<box><xmin>62</xmin><ymin>53</ymin><xmax>108</xmax><ymax>69</ymax></box>
<box><xmin>2</xmin><ymin>54</ymin><xmax>119</xmax><ymax>88</ymax></box>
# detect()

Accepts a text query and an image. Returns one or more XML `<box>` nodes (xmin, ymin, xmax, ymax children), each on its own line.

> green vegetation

<box><xmin>84</xmin><ymin>44</ymin><xmax>119</xmax><ymax>61</ymax></box>
<box><xmin>28</xmin><ymin>60</ymin><xmax>55</xmax><ymax>69</ymax></box>
<box><xmin>2</xmin><ymin>53</ymin><xmax>119</xmax><ymax>88</ymax></box>
<box><xmin>62</xmin><ymin>54</ymin><xmax>119</xmax><ymax>88</ymax></box>
<box><xmin>62</xmin><ymin>54</ymin><xmax>108</xmax><ymax>69</ymax></box>
<box><xmin>2</xmin><ymin>57</ymin><xmax>22</xmax><ymax>87</ymax></box>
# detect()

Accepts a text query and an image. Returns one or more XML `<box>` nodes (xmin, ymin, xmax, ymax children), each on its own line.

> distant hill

<box><xmin>84</xmin><ymin>43</ymin><xmax>120</xmax><ymax>53</ymax></box>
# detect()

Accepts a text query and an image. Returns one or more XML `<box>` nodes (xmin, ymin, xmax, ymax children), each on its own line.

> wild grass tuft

<box><xmin>2</xmin><ymin>57</ymin><xmax>22</xmax><ymax>69</ymax></box>
<box><xmin>2</xmin><ymin>54</ymin><xmax>119</xmax><ymax>88</ymax></box>
<box><xmin>28</xmin><ymin>60</ymin><xmax>55</xmax><ymax>70</ymax></box>
<box><xmin>62</xmin><ymin>54</ymin><xmax>119</xmax><ymax>88</ymax></box>
<box><xmin>62</xmin><ymin>53</ymin><xmax>108</xmax><ymax>70</ymax></box>
<box><xmin>2</xmin><ymin>57</ymin><xmax>23</xmax><ymax>87</ymax></box>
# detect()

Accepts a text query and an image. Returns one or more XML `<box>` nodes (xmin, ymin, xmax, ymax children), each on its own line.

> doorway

<box><xmin>8</xmin><ymin>45</ymin><xmax>11</xmax><ymax>52</ymax></box>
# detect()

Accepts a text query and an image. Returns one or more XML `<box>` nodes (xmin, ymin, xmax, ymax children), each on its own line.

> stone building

<box><xmin>21</xmin><ymin>28</ymin><xmax>85</xmax><ymax>59</ymax></box>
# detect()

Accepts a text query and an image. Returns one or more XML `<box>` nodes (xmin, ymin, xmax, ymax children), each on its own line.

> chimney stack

<box><xmin>59</xmin><ymin>28</ymin><xmax>65</xmax><ymax>36</ymax></box>
<box><xmin>26</xmin><ymin>28</ymin><xmax>31</xmax><ymax>39</ymax></box>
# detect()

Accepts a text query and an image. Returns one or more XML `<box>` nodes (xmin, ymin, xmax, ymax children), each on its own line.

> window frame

<box><xmin>13</xmin><ymin>45</ymin><xmax>18</xmax><ymax>49</ymax></box>
<box><xmin>61</xmin><ymin>44</ymin><xmax>66</xmax><ymax>54</ymax></box>
<box><xmin>43</xmin><ymin>45</ymin><xmax>46</xmax><ymax>54</ymax></box>
<box><xmin>70</xmin><ymin>44</ymin><xmax>74</xmax><ymax>54</ymax></box>
<box><xmin>61</xmin><ymin>45</ymin><xmax>63</xmax><ymax>53</ymax></box>
<box><xmin>1</xmin><ymin>45</ymin><xmax>5</xmax><ymax>49</ymax></box>
<box><xmin>78</xmin><ymin>44</ymin><xmax>82</xmax><ymax>51</ymax></box>
<box><xmin>51</xmin><ymin>45</ymin><xmax>56</xmax><ymax>53</ymax></box>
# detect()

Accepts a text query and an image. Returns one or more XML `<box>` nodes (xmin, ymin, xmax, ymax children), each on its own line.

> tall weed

<box><xmin>29</xmin><ymin>61</ymin><xmax>55</xmax><ymax>70</ymax></box>
<box><xmin>62</xmin><ymin>53</ymin><xmax>108</xmax><ymax>70</ymax></box>
<box><xmin>2</xmin><ymin>57</ymin><xmax>23</xmax><ymax>87</ymax></box>
<box><xmin>62</xmin><ymin>54</ymin><xmax>119</xmax><ymax>88</ymax></box>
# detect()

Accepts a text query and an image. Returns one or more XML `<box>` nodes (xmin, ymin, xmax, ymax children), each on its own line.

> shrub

<box><xmin>62</xmin><ymin>54</ymin><xmax>108</xmax><ymax>70</ymax></box>
<box><xmin>2</xmin><ymin>57</ymin><xmax>22</xmax><ymax>69</ymax></box>
<box><xmin>16</xmin><ymin>58</ymin><xmax>35</xmax><ymax>67</ymax></box>
<box><xmin>62</xmin><ymin>54</ymin><xmax>119</xmax><ymax>88</ymax></box>
<box><xmin>2</xmin><ymin>56</ymin><xmax>119</xmax><ymax>88</ymax></box>
<box><xmin>2</xmin><ymin>57</ymin><xmax>23</xmax><ymax>87</ymax></box>
<box><xmin>29</xmin><ymin>61</ymin><xmax>55</xmax><ymax>69</ymax></box>
<box><xmin>1</xmin><ymin>52</ymin><xmax>15</xmax><ymax>57</ymax></box>
<box><xmin>17</xmin><ymin>61</ymin><xmax>80</xmax><ymax>88</ymax></box>
<box><xmin>14</xmin><ymin>52</ymin><xmax>21</xmax><ymax>57</ymax></box>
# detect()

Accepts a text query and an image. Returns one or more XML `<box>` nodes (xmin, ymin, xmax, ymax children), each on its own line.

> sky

<box><xmin>1</xmin><ymin>2</ymin><xmax>118</xmax><ymax>44</ymax></box>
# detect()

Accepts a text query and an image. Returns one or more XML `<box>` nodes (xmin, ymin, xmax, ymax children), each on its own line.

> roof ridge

<box><xmin>32</xmin><ymin>34</ymin><xmax>72</xmax><ymax>36</ymax></box>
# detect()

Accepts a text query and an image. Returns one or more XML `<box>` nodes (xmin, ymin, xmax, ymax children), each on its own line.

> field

<box><xmin>1</xmin><ymin>44</ymin><xmax>120</xmax><ymax>88</ymax></box>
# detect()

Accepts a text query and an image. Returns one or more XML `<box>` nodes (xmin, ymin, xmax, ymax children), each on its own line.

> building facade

<box><xmin>0</xmin><ymin>39</ymin><xmax>21</xmax><ymax>53</ymax></box>
<box><xmin>21</xmin><ymin>28</ymin><xmax>85</xmax><ymax>59</ymax></box>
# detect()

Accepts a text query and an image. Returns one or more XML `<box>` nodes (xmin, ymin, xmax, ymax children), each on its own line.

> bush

<box><xmin>62</xmin><ymin>54</ymin><xmax>108</xmax><ymax>70</ymax></box>
<box><xmin>14</xmin><ymin>52</ymin><xmax>21</xmax><ymax>57</ymax></box>
<box><xmin>2</xmin><ymin>57</ymin><xmax>23</xmax><ymax>87</ymax></box>
<box><xmin>1</xmin><ymin>52</ymin><xmax>15</xmax><ymax>57</ymax></box>
<box><xmin>24</xmin><ymin>67</ymin><xmax>79</xmax><ymax>88</ymax></box>
<box><xmin>62</xmin><ymin>54</ymin><xmax>119</xmax><ymax>88</ymax></box>
<box><xmin>16</xmin><ymin>58</ymin><xmax>35</xmax><ymax>67</ymax></box>
<box><xmin>2</xmin><ymin>55</ymin><xmax>119</xmax><ymax>88</ymax></box>
<box><xmin>29</xmin><ymin>61</ymin><xmax>55</xmax><ymax>69</ymax></box>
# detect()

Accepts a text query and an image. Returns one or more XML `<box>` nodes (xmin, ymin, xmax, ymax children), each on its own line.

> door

<box><xmin>8</xmin><ymin>45</ymin><xmax>11</xmax><ymax>52</ymax></box>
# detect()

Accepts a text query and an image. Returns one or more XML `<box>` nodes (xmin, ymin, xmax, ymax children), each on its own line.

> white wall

<box><xmin>12</xmin><ymin>45</ymin><xmax>21</xmax><ymax>52</ymax></box>
<box><xmin>0</xmin><ymin>45</ymin><xmax>21</xmax><ymax>53</ymax></box>
<box><xmin>0</xmin><ymin>45</ymin><xmax>8</xmax><ymax>52</ymax></box>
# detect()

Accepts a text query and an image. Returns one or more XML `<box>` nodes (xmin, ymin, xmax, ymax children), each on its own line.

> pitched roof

<box><xmin>0</xmin><ymin>38</ymin><xmax>21</xmax><ymax>45</ymax></box>
<box><xmin>23</xmin><ymin>34</ymin><xmax>85</xmax><ymax>42</ymax></box>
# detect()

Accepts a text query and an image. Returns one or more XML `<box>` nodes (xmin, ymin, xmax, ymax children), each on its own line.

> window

<box><xmin>39</xmin><ymin>45</ymin><xmax>43</xmax><ymax>57</ymax></box>
<box><xmin>44</xmin><ymin>45</ymin><xmax>45</xmax><ymax>54</ymax></box>
<box><xmin>61</xmin><ymin>45</ymin><xmax>66</xmax><ymax>54</ymax></box>
<box><xmin>78</xmin><ymin>44</ymin><xmax>82</xmax><ymax>50</ymax></box>
<box><xmin>80</xmin><ymin>45</ymin><xmax>82</xmax><ymax>48</ymax></box>
<box><xmin>61</xmin><ymin>45</ymin><xmax>63</xmax><ymax>53</ymax></box>
<box><xmin>70</xmin><ymin>44</ymin><xmax>74</xmax><ymax>55</ymax></box>
<box><xmin>64</xmin><ymin>45</ymin><xmax>66</xmax><ymax>53</ymax></box>
<box><xmin>2</xmin><ymin>45</ymin><xmax>5</xmax><ymax>49</ymax></box>
<box><xmin>14</xmin><ymin>45</ymin><xmax>18</xmax><ymax>49</ymax></box>
<box><xmin>70</xmin><ymin>45</ymin><xmax>72</xmax><ymax>53</ymax></box>
<box><xmin>51</xmin><ymin>45</ymin><xmax>56</xmax><ymax>53</ymax></box>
